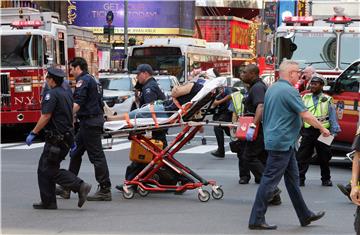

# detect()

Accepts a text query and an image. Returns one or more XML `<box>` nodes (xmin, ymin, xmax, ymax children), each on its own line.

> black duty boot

<box><xmin>56</xmin><ymin>185</ymin><xmax>70</xmax><ymax>199</ymax></box>
<box><xmin>78</xmin><ymin>182</ymin><xmax>92</xmax><ymax>208</ymax></box>
<box><xmin>87</xmin><ymin>185</ymin><xmax>112</xmax><ymax>201</ymax></box>
<box><xmin>33</xmin><ymin>202</ymin><xmax>57</xmax><ymax>210</ymax></box>
<box><xmin>211</xmin><ymin>149</ymin><xmax>225</xmax><ymax>158</ymax></box>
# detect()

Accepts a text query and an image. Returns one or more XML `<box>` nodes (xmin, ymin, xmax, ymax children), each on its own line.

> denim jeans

<box><xmin>249</xmin><ymin>147</ymin><xmax>312</xmax><ymax>225</ymax></box>
<box><xmin>128</xmin><ymin>103</ymin><xmax>167</xmax><ymax>119</ymax></box>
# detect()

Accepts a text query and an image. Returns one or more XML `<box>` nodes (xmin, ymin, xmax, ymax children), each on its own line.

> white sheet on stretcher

<box><xmin>103</xmin><ymin>77</ymin><xmax>227</xmax><ymax>131</ymax></box>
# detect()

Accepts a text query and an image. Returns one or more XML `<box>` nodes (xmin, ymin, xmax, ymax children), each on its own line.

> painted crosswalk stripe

<box><xmin>178</xmin><ymin>145</ymin><xmax>218</xmax><ymax>154</ymax></box>
<box><xmin>225</xmin><ymin>150</ymin><xmax>236</xmax><ymax>155</ymax></box>
<box><xmin>6</xmin><ymin>142</ymin><xmax>45</xmax><ymax>150</ymax></box>
<box><xmin>0</xmin><ymin>143</ymin><xmax>23</xmax><ymax>148</ymax></box>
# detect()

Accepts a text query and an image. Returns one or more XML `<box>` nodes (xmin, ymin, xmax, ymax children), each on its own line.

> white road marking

<box><xmin>178</xmin><ymin>145</ymin><xmax>218</xmax><ymax>154</ymax></box>
<box><xmin>0</xmin><ymin>143</ymin><xmax>23</xmax><ymax>148</ymax></box>
<box><xmin>6</xmin><ymin>142</ymin><xmax>45</xmax><ymax>150</ymax></box>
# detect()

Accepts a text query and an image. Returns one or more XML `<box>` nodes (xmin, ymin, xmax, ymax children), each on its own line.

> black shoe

<box><xmin>87</xmin><ymin>185</ymin><xmax>112</xmax><ymax>201</ymax></box>
<box><xmin>268</xmin><ymin>188</ymin><xmax>282</xmax><ymax>203</ymax></box>
<box><xmin>322</xmin><ymin>180</ymin><xmax>333</xmax><ymax>187</ymax></box>
<box><xmin>115</xmin><ymin>184</ymin><xmax>136</xmax><ymax>192</ymax></box>
<box><xmin>211</xmin><ymin>150</ymin><xmax>224</xmax><ymax>158</ymax></box>
<box><xmin>269</xmin><ymin>195</ymin><xmax>282</xmax><ymax>206</ymax></box>
<box><xmin>337</xmin><ymin>183</ymin><xmax>351</xmax><ymax>201</ymax></box>
<box><xmin>239</xmin><ymin>178</ymin><xmax>250</xmax><ymax>184</ymax></box>
<box><xmin>300</xmin><ymin>180</ymin><xmax>305</xmax><ymax>187</ymax></box>
<box><xmin>115</xmin><ymin>184</ymin><xmax>124</xmax><ymax>192</ymax></box>
<box><xmin>301</xmin><ymin>211</ymin><xmax>325</xmax><ymax>227</ymax></box>
<box><xmin>249</xmin><ymin>223</ymin><xmax>277</xmax><ymax>230</ymax></box>
<box><xmin>33</xmin><ymin>202</ymin><xmax>57</xmax><ymax>210</ymax></box>
<box><xmin>56</xmin><ymin>185</ymin><xmax>70</xmax><ymax>199</ymax></box>
<box><xmin>78</xmin><ymin>182</ymin><xmax>92</xmax><ymax>208</ymax></box>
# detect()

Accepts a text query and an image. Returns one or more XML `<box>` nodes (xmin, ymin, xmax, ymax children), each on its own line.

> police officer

<box><xmin>297</xmin><ymin>76</ymin><xmax>341</xmax><ymax>187</ymax></box>
<box><xmin>115</xmin><ymin>64</ymin><xmax>166</xmax><ymax>191</ymax></box>
<box><xmin>58</xmin><ymin>57</ymin><xmax>112</xmax><ymax>201</ymax></box>
<box><xmin>26</xmin><ymin>67</ymin><xmax>91</xmax><ymax>209</ymax></box>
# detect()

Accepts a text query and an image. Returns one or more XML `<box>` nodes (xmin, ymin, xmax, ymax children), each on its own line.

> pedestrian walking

<box><xmin>27</xmin><ymin>67</ymin><xmax>91</xmax><ymax>209</ymax></box>
<box><xmin>57</xmin><ymin>57</ymin><xmax>112</xmax><ymax>201</ymax></box>
<box><xmin>248</xmin><ymin>60</ymin><xmax>328</xmax><ymax>230</ymax></box>
<box><xmin>297</xmin><ymin>76</ymin><xmax>341</xmax><ymax>186</ymax></box>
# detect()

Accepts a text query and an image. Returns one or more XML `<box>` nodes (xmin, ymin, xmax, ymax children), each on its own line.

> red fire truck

<box><xmin>1</xmin><ymin>8</ymin><xmax>98</xmax><ymax>127</ymax></box>
<box><xmin>274</xmin><ymin>11</ymin><xmax>360</xmax><ymax>152</ymax></box>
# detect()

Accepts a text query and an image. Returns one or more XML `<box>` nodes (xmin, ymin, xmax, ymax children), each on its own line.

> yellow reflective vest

<box><xmin>302</xmin><ymin>93</ymin><xmax>331</xmax><ymax>129</ymax></box>
<box><xmin>231</xmin><ymin>91</ymin><xmax>245</xmax><ymax>116</ymax></box>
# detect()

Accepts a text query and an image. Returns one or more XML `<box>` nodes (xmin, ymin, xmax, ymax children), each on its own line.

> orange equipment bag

<box><xmin>235</xmin><ymin>116</ymin><xmax>259</xmax><ymax>141</ymax></box>
<box><xmin>129</xmin><ymin>139</ymin><xmax>163</xmax><ymax>164</ymax></box>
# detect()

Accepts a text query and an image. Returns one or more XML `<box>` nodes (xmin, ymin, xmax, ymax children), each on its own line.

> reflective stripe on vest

<box><xmin>231</xmin><ymin>91</ymin><xmax>244</xmax><ymax>115</ymax></box>
<box><xmin>302</xmin><ymin>93</ymin><xmax>330</xmax><ymax>128</ymax></box>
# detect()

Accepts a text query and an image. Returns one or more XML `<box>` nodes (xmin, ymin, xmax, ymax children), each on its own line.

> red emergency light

<box><xmin>284</xmin><ymin>16</ymin><xmax>314</xmax><ymax>26</ymax></box>
<box><xmin>11</xmin><ymin>20</ymin><xmax>43</xmax><ymax>29</ymax></box>
<box><xmin>326</xmin><ymin>15</ymin><xmax>353</xmax><ymax>24</ymax></box>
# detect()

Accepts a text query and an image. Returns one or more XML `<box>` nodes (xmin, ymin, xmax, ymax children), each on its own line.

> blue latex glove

<box><xmin>69</xmin><ymin>143</ymin><xmax>77</xmax><ymax>158</ymax></box>
<box><xmin>26</xmin><ymin>132</ymin><xmax>37</xmax><ymax>146</ymax></box>
<box><xmin>246</xmin><ymin>127</ymin><xmax>255</xmax><ymax>141</ymax></box>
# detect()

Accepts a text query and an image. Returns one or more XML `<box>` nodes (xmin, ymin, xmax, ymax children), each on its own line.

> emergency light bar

<box><xmin>283</xmin><ymin>16</ymin><xmax>314</xmax><ymax>26</ymax></box>
<box><xmin>326</xmin><ymin>15</ymin><xmax>353</xmax><ymax>24</ymax></box>
<box><xmin>11</xmin><ymin>20</ymin><xmax>43</xmax><ymax>29</ymax></box>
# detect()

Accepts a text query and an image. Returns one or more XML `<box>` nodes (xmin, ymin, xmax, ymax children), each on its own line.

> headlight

<box><xmin>15</xmin><ymin>85</ymin><xmax>32</xmax><ymax>92</ymax></box>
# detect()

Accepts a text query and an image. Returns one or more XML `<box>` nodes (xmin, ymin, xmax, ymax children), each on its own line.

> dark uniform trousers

<box><xmin>213</xmin><ymin>111</ymin><xmax>232</xmax><ymax>154</ymax></box>
<box><xmin>241</xmin><ymin>126</ymin><xmax>267</xmax><ymax>181</ymax></box>
<box><xmin>38</xmin><ymin>142</ymin><xmax>83</xmax><ymax>205</ymax></box>
<box><xmin>296</xmin><ymin>127</ymin><xmax>332</xmax><ymax>182</ymax></box>
<box><xmin>235</xmin><ymin>141</ymin><xmax>251</xmax><ymax>180</ymax></box>
<box><xmin>69</xmin><ymin>124</ymin><xmax>111</xmax><ymax>188</ymax></box>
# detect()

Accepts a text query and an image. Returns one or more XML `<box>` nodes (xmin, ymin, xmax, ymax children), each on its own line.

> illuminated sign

<box><xmin>67</xmin><ymin>1</ymin><xmax>195</xmax><ymax>35</ymax></box>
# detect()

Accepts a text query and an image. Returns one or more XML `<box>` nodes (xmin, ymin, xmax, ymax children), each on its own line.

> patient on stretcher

<box><xmin>106</xmin><ymin>78</ymin><xmax>206</xmax><ymax>121</ymax></box>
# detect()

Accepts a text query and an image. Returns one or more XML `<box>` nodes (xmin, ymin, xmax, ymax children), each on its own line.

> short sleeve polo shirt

<box><xmin>263</xmin><ymin>79</ymin><xmax>307</xmax><ymax>151</ymax></box>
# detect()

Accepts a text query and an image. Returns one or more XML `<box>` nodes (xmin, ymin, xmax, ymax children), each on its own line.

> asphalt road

<box><xmin>1</xmin><ymin>127</ymin><xmax>356</xmax><ymax>235</ymax></box>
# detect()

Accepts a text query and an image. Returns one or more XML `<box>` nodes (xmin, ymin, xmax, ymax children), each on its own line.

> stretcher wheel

<box><xmin>198</xmin><ymin>190</ymin><xmax>210</xmax><ymax>202</ymax></box>
<box><xmin>137</xmin><ymin>187</ymin><xmax>149</xmax><ymax>197</ymax></box>
<box><xmin>123</xmin><ymin>188</ymin><xmax>135</xmax><ymax>199</ymax></box>
<box><xmin>211</xmin><ymin>187</ymin><xmax>224</xmax><ymax>200</ymax></box>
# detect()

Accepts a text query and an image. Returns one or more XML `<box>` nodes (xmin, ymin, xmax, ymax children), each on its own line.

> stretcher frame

<box><xmin>105</xmin><ymin>89</ymin><xmax>237</xmax><ymax>202</ymax></box>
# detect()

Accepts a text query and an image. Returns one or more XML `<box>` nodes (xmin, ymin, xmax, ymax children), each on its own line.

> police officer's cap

<box><xmin>310</xmin><ymin>76</ymin><xmax>325</xmax><ymax>85</ymax></box>
<box><xmin>47</xmin><ymin>67</ymin><xmax>66</xmax><ymax>79</ymax></box>
<box><xmin>132</xmin><ymin>64</ymin><xmax>153</xmax><ymax>75</ymax></box>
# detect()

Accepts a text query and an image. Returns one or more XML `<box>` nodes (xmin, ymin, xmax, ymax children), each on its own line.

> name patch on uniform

<box><xmin>44</xmin><ymin>93</ymin><xmax>51</xmax><ymax>101</ymax></box>
<box><xmin>76</xmin><ymin>80</ymin><xmax>84</xmax><ymax>88</ymax></box>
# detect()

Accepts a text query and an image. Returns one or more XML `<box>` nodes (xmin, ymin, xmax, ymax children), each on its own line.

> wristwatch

<box><xmin>249</xmin><ymin>123</ymin><xmax>257</xmax><ymax>128</ymax></box>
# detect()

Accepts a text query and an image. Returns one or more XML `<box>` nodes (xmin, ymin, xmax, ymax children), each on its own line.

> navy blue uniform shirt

<box><xmin>73</xmin><ymin>72</ymin><xmax>104</xmax><ymax>127</ymax></box>
<box><xmin>139</xmin><ymin>77</ymin><xmax>166</xmax><ymax>107</ymax></box>
<box><xmin>42</xmin><ymin>86</ymin><xmax>73</xmax><ymax>134</ymax></box>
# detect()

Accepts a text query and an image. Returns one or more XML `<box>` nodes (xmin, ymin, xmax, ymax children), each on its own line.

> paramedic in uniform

<box><xmin>115</xmin><ymin>64</ymin><xmax>166</xmax><ymax>191</ymax></box>
<box><xmin>58</xmin><ymin>57</ymin><xmax>112</xmax><ymax>201</ymax></box>
<box><xmin>26</xmin><ymin>67</ymin><xmax>91</xmax><ymax>209</ymax></box>
<box><xmin>297</xmin><ymin>76</ymin><xmax>341</xmax><ymax>187</ymax></box>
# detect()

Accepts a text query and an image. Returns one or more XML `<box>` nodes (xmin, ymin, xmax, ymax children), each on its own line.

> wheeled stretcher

<box><xmin>104</xmin><ymin>77</ymin><xmax>235</xmax><ymax>202</ymax></box>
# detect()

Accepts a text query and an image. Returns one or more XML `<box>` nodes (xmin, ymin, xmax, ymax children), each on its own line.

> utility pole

<box><xmin>124</xmin><ymin>0</ymin><xmax>128</xmax><ymax>56</ymax></box>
